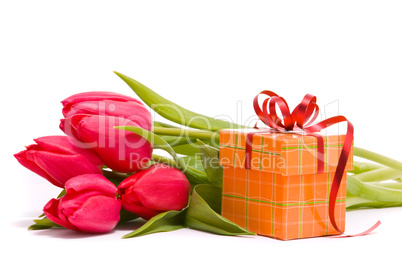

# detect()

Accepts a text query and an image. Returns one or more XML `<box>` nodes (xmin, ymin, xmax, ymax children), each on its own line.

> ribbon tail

<box><xmin>307</xmin><ymin>118</ymin><xmax>381</xmax><ymax>237</ymax></box>
<box><xmin>328</xmin><ymin>120</ymin><xmax>354</xmax><ymax>234</ymax></box>
<box><xmin>331</xmin><ymin>221</ymin><xmax>382</xmax><ymax>238</ymax></box>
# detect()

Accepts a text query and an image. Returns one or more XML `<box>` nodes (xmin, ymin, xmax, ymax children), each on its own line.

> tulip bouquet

<box><xmin>15</xmin><ymin>72</ymin><xmax>402</xmax><ymax>238</ymax></box>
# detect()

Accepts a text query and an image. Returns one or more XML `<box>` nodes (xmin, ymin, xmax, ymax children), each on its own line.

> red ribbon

<box><xmin>245</xmin><ymin>90</ymin><xmax>380</xmax><ymax>237</ymax></box>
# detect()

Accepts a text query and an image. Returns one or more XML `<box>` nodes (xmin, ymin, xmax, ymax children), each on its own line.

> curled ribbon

<box><xmin>245</xmin><ymin>90</ymin><xmax>380</xmax><ymax>237</ymax></box>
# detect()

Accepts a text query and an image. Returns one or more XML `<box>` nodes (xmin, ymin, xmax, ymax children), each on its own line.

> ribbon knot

<box><xmin>244</xmin><ymin>90</ymin><xmax>380</xmax><ymax>237</ymax></box>
<box><xmin>246</xmin><ymin>91</ymin><xmax>326</xmax><ymax>173</ymax></box>
<box><xmin>253</xmin><ymin>90</ymin><xmax>320</xmax><ymax>132</ymax></box>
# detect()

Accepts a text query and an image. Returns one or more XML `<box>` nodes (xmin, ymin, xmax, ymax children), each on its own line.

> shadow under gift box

<box><xmin>219</xmin><ymin>129</ymin><xmax>353</xmax><ymax>240</ymax></box>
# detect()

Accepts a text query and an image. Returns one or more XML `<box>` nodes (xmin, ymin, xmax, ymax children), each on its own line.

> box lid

<box><xmin>219</xmin><ymin>129</ymin><xmax>353</xmax><ymax>176</ymax></box>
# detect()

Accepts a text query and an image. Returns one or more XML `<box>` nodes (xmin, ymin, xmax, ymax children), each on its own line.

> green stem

<box><xmin>354</xmin><ymin>147</ymin><xmax>402</xmax><ymax>172</ymax></box>
<box><xmin>159</xmin><ymin>135</ymin><xmax>198</xmax><ymax>147</ymax></box>
<box><xmin>152</xmin><ymin>127</ymin><xmax>219</xmax><ymax>145</ymax></box>
<box><xmin>102</xmin><ymin>169</ymin><xmax>131</xmax><ymax>180</ymax></box>
<box><xmin>153</xmin><ymin>121</ymin><xmax>178</xmax><ymax>128</ymax></box>
<box><xmin>349</xmin><ymin>161</ymin><xmax>383</xmax><ymax>174</ymax></box>
<box><xmin>346</xmin><ymin>192</ymin><xmax>402</xmax><ymax>209</ymax></box>
<box><xmin>370</xmin><ymin>182</ymin><xmax>402</xmax><ymax>189</ymax></box>
<box><xmin>347</xmin><ymin>174</ymin><xmax>402</xmax><ymax>203</ymax></box>
<box><xmin>353</xmin><ymin>167</ymin><xmax>402</xmax><ymax>182</ymax></box>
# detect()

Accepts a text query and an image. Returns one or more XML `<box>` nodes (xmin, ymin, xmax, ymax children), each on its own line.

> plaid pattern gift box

<box><xmin>219</xmin><ymin>129</ymin><xmax>353</xmax><ymax>240</ymax></box>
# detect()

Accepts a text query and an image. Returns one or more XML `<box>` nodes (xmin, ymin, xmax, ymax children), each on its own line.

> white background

<box><xmin>1</xmin><ymin>1</ymin><xmax>402</xmax><ymax>268</ymax></box>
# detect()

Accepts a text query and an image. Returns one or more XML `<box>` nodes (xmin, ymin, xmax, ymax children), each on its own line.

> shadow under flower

<box><xmin>13</xmin><ymin>215</ymin><xmax>148</xmax><ymax>239</ymax></box>
<box><xmin>29</xmin><ymin>227</ymin><xmax>109</xmax><ymax>239</ymax></box>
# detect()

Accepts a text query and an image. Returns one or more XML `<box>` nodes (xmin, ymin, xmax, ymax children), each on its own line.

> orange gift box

<box><xmin>219</xmin><ymin>129</ymin><xmax>353</xmax><ymax>240</ymax></box>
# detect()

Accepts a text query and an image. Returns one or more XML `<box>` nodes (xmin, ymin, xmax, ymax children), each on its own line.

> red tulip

<box><xmin>63</xmin><ymin>114</ymin><xmax>152</xmax><ymax>173</ymax></box>
<box><xmin>43</xmin><ymin>174</ymin><xmax>121</xmax><ymax>233</ymax></box>
<box><xmin>14</xmin><ymin>136</ymin><xmax>103</xmax><ymax>188</ymax></box>
<box><xmin>61</xmin><ymin>91</ymin><xmax>152</xmax><ymax>131</ymax></box>
<box><xmin>118</xmin><ymin>164</ymin><xmax>190</xmax><ymax>220</ymax></box>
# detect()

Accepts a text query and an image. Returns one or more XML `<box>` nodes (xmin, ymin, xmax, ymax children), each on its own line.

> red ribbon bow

<box><xmin>245</xmin><ymin>90</ymin><xmax>380</xmax><ymax>237</ymax></box>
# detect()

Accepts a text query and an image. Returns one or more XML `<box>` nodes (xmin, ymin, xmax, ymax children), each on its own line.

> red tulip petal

<box><xmin>14</xmin><ymin>150</ymin><xmax>63</xmax><ymax>188</ymax></box>
<box><xmin>75</xmin><ymin>115</ymin><xmax>152</xmax><ymax>173</ymax></box>
<box><xmin>62</xmin><ymin>91</ymin><xmax>144</xmax><ymax>117</ymax></box>
<box><xmin>33</xmin><ymin>136</ymin><xmax>76</xmax><ymax>154</ymax></box>
<box><xmin>68</xmin><ymin>196</ymin><xmax>121</xmax><ymax>233</ymax></box>
<box><xmin>65</xmin><ymin>174</ymin><xmax>117</xmax><ymax>197</ymax></box>
<box><xmin>62</xmin><ymin>116</ymin><xmax>82</xmax><ymax>140</ymax></box>
<box><xmin>27</xmin><ymin>151</ymin><xmax>102</xmax><ymax>187</ymax></box>
<box><xmin>43</xmin><ymin>198</ymin><xmax>79</xmax><ymax>231</ymax></box>
<box><xmin>66</xmin><ymin>100</ymin><xmax>152</xmax><ymax>131</ymax></box>
<box><xmin>135</xmin><ymin>165</ymin><xmax>190</xmax><ymax>211</ymax></box>
<box><xmin>33</xmin><ymin>136</ymin><xmax>103</xmax><ymax>168</ymax></box>
<box><xmin>58</xmin><ymin>190</ymin><xmax>107</xmax><ymax>217</ymax></box>
<box><xmin>121</xmin><ymin>202</ymin><xmax>160</xmax><ymax>220</ymax></box>
<box><xmin>59</xmin><ymin>119</ymin><xmax>66</xmax><ymax>132</ymax></box>
<box><xmin>120</xmin><ymin>186</ymin><xmax>141</xmax><ymax>205</ymax></box>
<box><xmin>117</xmin><ymin>173</ymin><xmax>140</xmax><ymax>190</ymax></box>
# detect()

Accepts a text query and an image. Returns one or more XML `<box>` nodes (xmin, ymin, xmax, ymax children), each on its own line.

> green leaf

<box><xmin>57</xmin><ymin>189</ymin><xmax>66</xmax><ymax>198</ymax></box>
<box><xmin>185</xmin><ymin>184</ymin><xmax>255</xmax><ymax>236</ymax></box>
<box><xmin>122</xmin><ymin>209</ymin><xmax>187</xmax><ymax>238</ymax></box>
<box><xmin>117</xmin><ymin>125</ymin><xmax>209</xmax><ymax>185</ymax></box>
<box><xmin>117</xmin><ymin>126</ymin><xmax>186</xmax><ymax>170</ymax></box>
<box><xmin>28</xmin><ymin>217</ymin><xmax>61</xmax><ymax>230</ymax></box>
<box><xmin>171</xmin><ymin>143</ymin><xmax>202</xmax><ymax>156</ymax></box>
<box><xmin>160</xmin><ymin>135</ymin><xmax>198</xmax><ymax>147</ymax></box>
<box><xmin>182</xmin><ymin>155</ymin><xmax>205</xmax><ymax>173</ymax></box>
<box><xmin>197</xmin><ymin>140</ymin><xmax>223</xmax><ymax>186</ymax></box>
<box><xmin>28</xmin><ymin>224</ymin><xmax>55</xmax><ymax>230</ymax></box>
<box><xmin>114</xmin><ymin>71</ymin><xmax>248</xmax><ymax>131</ymax></box>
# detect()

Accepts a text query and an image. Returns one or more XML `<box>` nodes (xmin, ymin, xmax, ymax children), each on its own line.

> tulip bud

<box><xmin>61</xmin><ymin>91</ymin><xmax>152</xmax><ymax>131</ymax></box>
<box><xmin>118</xmin><ymin>164</ymin><xmax>190</xmax><ymax>220</ymax></box>
<box><xmin>63</xmin><ymin>114</ymin><xmax>152</xmax><ymax>173</ymax></box>
<box><xmin>14</xmin><ymin>136</ymin><xmax>103</xmax><ymax>188</ymax></box>
<box><xmin>43</xmin><ymin>174</ymin><xmax>121</xmax><ymax>233</ymax></box>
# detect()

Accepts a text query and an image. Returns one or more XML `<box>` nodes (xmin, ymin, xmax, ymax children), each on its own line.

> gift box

<box><xmin>219</xmin><ymin>129</ymin><xmax>353</xmax><ymax>240</ymax></box>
